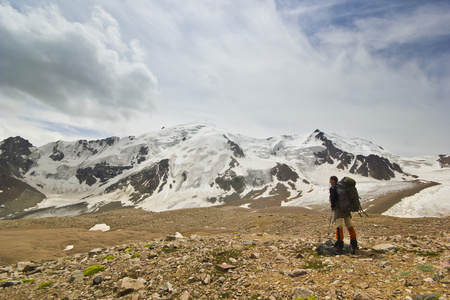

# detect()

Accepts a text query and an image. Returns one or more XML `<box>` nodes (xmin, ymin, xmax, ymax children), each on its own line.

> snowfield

<box><xmin>382</xmin><ymin>164</ymin><xmax>450</xmax><ymax>218</ymax></box>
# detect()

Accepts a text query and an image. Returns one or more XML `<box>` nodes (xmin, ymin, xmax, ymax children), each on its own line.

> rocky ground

<box><xmin>0</xmin><ymin>206</ymin><xmax>449</xmax><ymax>299</ymax></box>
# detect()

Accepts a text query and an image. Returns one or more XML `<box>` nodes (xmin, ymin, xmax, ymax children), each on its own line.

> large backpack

<box><xmin>336</xmin><ymin>177</ymin><xmax>363</xmax><ymax>213</ymax></box>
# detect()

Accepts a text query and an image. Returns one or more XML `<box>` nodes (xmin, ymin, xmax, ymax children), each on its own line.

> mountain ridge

<box><xmin>0</xmin><ymin>122</ymin><xmax>447</xmax><ymax>219</ymax></box>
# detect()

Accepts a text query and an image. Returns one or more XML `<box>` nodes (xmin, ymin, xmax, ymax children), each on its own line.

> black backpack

<box><xmin>336</xmin><ymin>177</ymin><xmax>364</xmax><ymax>214</ymax></box>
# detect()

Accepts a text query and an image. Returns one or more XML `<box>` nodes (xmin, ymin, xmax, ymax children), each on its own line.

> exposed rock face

<box><xmin>0</xmin><ymin>137</ymin><xmax>34</xmax><ymax>177</ymax></box>
<box><xmin>224</xmin><ymin>135</ymin><xmax>245</xmax><ymax>158</ymax></box>
<box><xmin>105</xmin><ymin>159</ymin><xmax>169</xmax><ymax>203</ymax></box>
<box><xmin>0</xmin><ymin>137</ymin><xmax>45</xmax><ymax>218</ymax></box>
<box><xmin>215</xmin><ymin>170</ymin><xmax>246</xmax><ymax>193</ymax></box>
<box><xmin>76</xmin><ymin>163</ymin><xmax>133</xmax><ymax>186</ymax></box>
<box><xmin>270</xmin><ymin>163</ymin><xmax>299</xmax><ymax>182</ymax></box>
<box><xmin>438</xmin><ymin>155</ymin><xmax>450</xmax><ymax>168</ymax></box>
<box><xmin>314</xmin><ymin>130</ymin><xmax>404</xmax><ymax>180</ymax></box>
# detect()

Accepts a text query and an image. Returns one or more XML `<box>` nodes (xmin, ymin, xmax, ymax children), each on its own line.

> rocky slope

<box><xmin>0</xmin><ymin>207</ymin><xmax>449</xmax><ymax>299</ymax></box>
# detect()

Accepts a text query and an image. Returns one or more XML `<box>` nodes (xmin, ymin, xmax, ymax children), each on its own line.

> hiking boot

<box><xmin>350</xmin><ymin>239</ymin><xmax>358</xmax><ymax>254</ymax></box>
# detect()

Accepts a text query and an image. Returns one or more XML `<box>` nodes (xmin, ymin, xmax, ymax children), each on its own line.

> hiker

<box><xmin>329</xmin><ymin>175</ymin><xmax>358</xmax><ymax>254</ymax></box>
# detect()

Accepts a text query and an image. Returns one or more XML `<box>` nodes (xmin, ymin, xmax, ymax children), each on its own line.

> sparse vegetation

<box><xmin>21</xmin><ymin>279</ymin><xmax>35</xmax><ymax>284</ymax></box>
<box><xmin>37</xmin><ymin>282</ymin><xmax>54</xmax><ymax>290</ymax></box>
<box><xmin>415</xmin><ymin>264</ymin><xmax>434</xmax><ymax>273</ymax></box>
<box><xmin>83</xmin><ymin>265</ymin><xmax>105</xmax><ymax>276</ymax></box>
<box><xmin>412</xmin><ymin>250</ymin><xmax>442</xmax><ymax>257</ymax></box>
<box><xmin>302</xmin><ymin>259</ymin><xmax>330</xmax><ymax>271</ymax></box>
<box><xmin>124</xmin><ymin>246</ymin><xmax>136</xmax><ymax>253</ymax></box>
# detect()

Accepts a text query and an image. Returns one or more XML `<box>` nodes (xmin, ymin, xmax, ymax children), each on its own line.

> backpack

<box><xmin>336</xmin><ymin>177</ymin><xmax>363</xmax><ymax>213</ymax></box>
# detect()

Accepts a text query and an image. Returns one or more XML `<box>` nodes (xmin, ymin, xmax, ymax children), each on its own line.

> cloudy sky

<box><xmin>1</xmin><ymin>0</ymin><xmax>449</xmax><ymax>157</ymax></box>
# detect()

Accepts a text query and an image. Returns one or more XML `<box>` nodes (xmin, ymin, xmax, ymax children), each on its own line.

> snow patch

<box><xmin>64</xmin><ymin>245</ymin><xmax>74</xmax><ymax>251</ymax></box>
<box><xmin>89</xmin><ymin>223</ymin><xmax>110</xmax><ymax>232</ymax></box>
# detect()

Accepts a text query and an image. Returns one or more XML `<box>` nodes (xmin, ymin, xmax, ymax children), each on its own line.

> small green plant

<box><xmin>413</xmin><ymin>250</ymin><xmax>442</xmax><ymax>257</ymax></box>
<box><xmin>131</xmin><ymin>253</ymin><xmax>141</xmax><ymax>259</ymax></box>
<box><xmin>160</xmin><ymin>248</ymin><xmax>178</xmax><ymax>254</ymax></box>
<box><xmin>302</xmin><ymin>259</ymin><xmax>329</xmax><ymax>270</ymax></box>
<box><xmin>38</xmin><ymin>282</ymin><xmax>54</xmax><ymax>290</ymax></box>
<box><xmin>124</xmin><ymin>246</ymin><xmax>136</xmax><ymax>253</ymax></box>
<box><xmin>400</xmin><ymin>271</ymin><xmax>410</xmax><ymax>276</ymax></box>
<box><xmin>22</xmin><ymin>279</ymin><xmax>35</xmax><ymax>284</ymax></box>
<box><xmin>104</xmin><ymin>255</ymin><xmax>115</xmax><ymax>260</ymax></box>
<box><xmin>84</xmin><ymin>265</ymin><xmax>105</xmax><ymax>276</ymax></box>
<box><xmin>415</xmin><ymin>264</ymin><xmax>434</xmax><ymax>273</ymax></box>
<box><xmin>295</xmin><ymin>296</ymin><xmax>317</xmax><ymax>300</ymax></box>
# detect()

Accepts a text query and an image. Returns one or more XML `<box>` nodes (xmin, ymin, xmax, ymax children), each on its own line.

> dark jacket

<box><xmin>329</xmin><ymin>185</ymin><xmax>339</xmax><ymax>209</ymax></box>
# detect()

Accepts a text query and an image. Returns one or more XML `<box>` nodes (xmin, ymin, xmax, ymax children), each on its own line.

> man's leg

<box><xmin>345</xmin><ymin>217</ymin><xmax>358</xmax><ymax>254</ymax></box>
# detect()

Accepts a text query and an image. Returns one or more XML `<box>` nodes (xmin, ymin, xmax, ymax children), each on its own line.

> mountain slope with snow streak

<box><xmin>0</xmin><ymin>122</ymin><xmax>447</xmax><ymax>219</ymax></box>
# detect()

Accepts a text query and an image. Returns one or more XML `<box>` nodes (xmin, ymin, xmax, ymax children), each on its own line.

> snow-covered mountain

<box><xmin>0</xmin><ymin>122</ymin><xmax>448</xmax><ymax>219</ymax></box>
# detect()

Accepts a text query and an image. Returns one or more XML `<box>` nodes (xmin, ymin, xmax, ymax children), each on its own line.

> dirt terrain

<box><xmin>0</xmin><ymin>184</ymin><xmax>449</xmax><ymax>299</ymax></box>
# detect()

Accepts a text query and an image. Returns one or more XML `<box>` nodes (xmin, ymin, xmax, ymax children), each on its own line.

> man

<box><xmin>329</xmin><ymin>176</ymin><xmax>358</xmax><ymax>254</ymax></box>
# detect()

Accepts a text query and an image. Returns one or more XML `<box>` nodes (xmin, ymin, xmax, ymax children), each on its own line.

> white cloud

<box><xmin>0</xmin><ymin>1</ymin><xmax>449</xmax><ymax>156</ymax></box>
<box><xmin>0</xmin><ymin>3</ymin><xmax>157</xmax><ymax>121</ymax></box>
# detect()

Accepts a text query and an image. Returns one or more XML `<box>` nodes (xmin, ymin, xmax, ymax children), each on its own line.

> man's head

<box><xmin>329</xmin><ymin>176</ymin><xmax>338</xmax><ymax>185</ymax></box>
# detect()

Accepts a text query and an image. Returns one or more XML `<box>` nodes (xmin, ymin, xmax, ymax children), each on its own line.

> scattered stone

<box><xmin>88</xmin><ymin>248</ymin><xmax>103</xmax><ymax>257</ymax></box>
<box><xmin>367</xmin><ymin>288</ymin><xmax>382</xmax><ymax>296</ymax></box>
<box><xmin>354</xmin><ymin>291</ymin><xmax>371</xmax><ymax>300</ymax></box>
<box><xmin>0</xmin><ymin>281</ymin><xmax>22</xmax><ymax>288</ymax></box>
<box><xmin>201</xmin><ymin>274</ymin><xmax>211</xmax><ymax>285</ymax></box>
<box><xmin>440</xmin><ymin>276</ymin><xmax>450</xmax><ymax>284</ymax></box>
<box><xmin>405</xmin><ymin>279</ymin><xmax>423</xmax><ymax>287</ymax></box>
<box><xmin>159</xmin><ymin>281</ymin><xmax>173</xmax><ymax>293</ymax></box>
<box><xmin>215</xmin><ymin>263</ymin><xmax>236</xmax><ymax>271</ymax></box>
<box><xmin>372</xmin><ymin>244</ymin><xmax>397</xmax><ymax>253</ymax></box>
<box><xmin>412</xmin><ymin>294</ymin><xmax>439</xmax><ymax>300</ymax></box>
<box><xmin>180</xmin><ymin>291</ymin><xmax>191</xmax><ymax>300</ymax></box>
<box><xmin>68</xmin><ymin>270</ymin><xmax>84</xmax><ymax>283</ymax></box>
<box><xmin>357</xmin><ymin>282</ymin><xmax>369</xmax><ymax>289</ymax></box>
<box><xmin>288</xmin><ymin>269</ymin><xmax>307</xmax><ymax>277</ymax></box>
<box><xmin>378</xmin><ymin>261</ymin><xmax>392</xmax><ymax>268</ymax></box>
<box><xmin>243</xmin><ymin>240</ymin><xmax>256</xmax><ymax>246</ymax></box>
<box><xmin>291</xmin><ymin>287</ymin><xmax>314</xmax><ymax>299</ymax></box>
<box><xmin>118</xmin><ymin>277</ymin><xmax>146</xmax><ymax>297</ymax></box>
<box><xmin>165</xmin><ymin>235</ymin><xmax>176</xmax><ymax>241</ymax></box>
<box><xmin>0</xmin><ymin>211</ymin><xmax>449</xmax><ymax>300</ymax></box>
<box><xmin>93</xmin><ymin>276</ymin><xmax>103</xmax><ymax>285</ymax></box>
<box><xmin>17</xmin><ymin>261</ymin><xmax>39</xmax><ymax>272</ymax></box>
